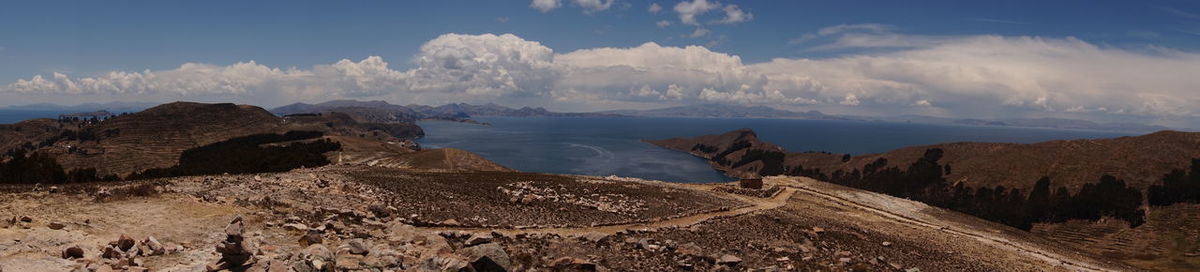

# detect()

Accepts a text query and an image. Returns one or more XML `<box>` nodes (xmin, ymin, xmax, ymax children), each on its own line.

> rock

<box><xmin>101</xmin><ymin>245</ymin><xmax>123</xmax><ymax>259</ymax></box>
<box><xmin>282</xmin><ymin>223</ymin><xmax>308</xmax><ymax>232</ymax></box>
<box><xmin>368</xmin><ymin>205</ymin><xmax>391</xmax><ymax>219</ymax></box>
<box><xmin>717</xmin><ymin>254</ymin><xmax>743</xmax><ymax>266</ymax></box>
<box><xmin>675</xmin><ymin>243</ymin><xmax>705</xmax><ymax>257</ymax></box>
<box><xmin>462</xmin><ymin>243</ymin><xmax>511</xmax><ymax>272</ymax></box>
<box><xmin>62</xmin><ymin>246</ymin><xmax>84</xmax><ymax>259</ymax></box>
<box><xmin>465</xmin><ymin>233</ymin><xmax>494</xmax><ymax>246</ymax></box>
<box><xmin>882</xmin><ymin>241</ymin><xmax>893</xmax><ymax>247</ymax></box>
<box><xmin>226</xmin><ymin>216</ymin><xmax>245</xmax><ymax>238</ymax></box>
<box><xmin>345</xmin><ymin>239</ymin><xmax>370</xmax><ymax>255</ymax></box>
<box><xmin>334</xmin><ymin>254</ymin><xmax>365</xmax><ymax>270</ymax></box>
<box><xmin>48</xmin><ymin>222</ymin><xmax>65</xmax><ymax>230</ymax></box>
<box><xmin>578</xmin><ymin>232</ymin><xmax>608</xmax><ymax>243</ymax></box>
<box><xmin>299</xmin><ymin>244</ymin><xmax>333</xmax><ymax>271</ymax></box>
<box><xmin>142</xmin><ymin>236</ymin><xmax>164</xmax><ymax>255</ymax></box>
<box><xmin>48</xmin><ymin>186</ymin><xmax>60</xmax><ymax>193</ymax></box>
<box><xmin>19</xmin><ymin>216</ymin><xmax>32</xmax><ymax>223</ymax></box>
<box><xmin>418</xmin><ymin>253</ymin><xmax>471</xmax><ymax>272</ymax></box>
<box><xmin>439</xmin><ymin>218</ymin><xmax>460</xmax><ymax>225</ymax></box>
<box><xmin>214</xmin><ymin>216</ymin><xmax>253</xmax><ymax>269</ymax></box>
<box><xmin>115</xmin><ymin>234</ymin><xmax>137</xmax><ymax>251</ymax></box>
<box><xmin>551</xmin><ymin>257</ymin><xmax>598</xmax><ymax>271</ymax></box>
<box><xmin>298</xmin><ymin>231</ymin><xmax>323</xmax><ymax>246</ymax></box>
<box><xmin>811</xmin><ymin>226</ymin><xmax>824</xmax><ymax>233</ymax></box>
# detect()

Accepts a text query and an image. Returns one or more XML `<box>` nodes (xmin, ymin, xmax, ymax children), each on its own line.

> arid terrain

<box><xmin>0</xmin><ymin>165</ymin><xmax>1136</xmax><ymax>271</ymax></box>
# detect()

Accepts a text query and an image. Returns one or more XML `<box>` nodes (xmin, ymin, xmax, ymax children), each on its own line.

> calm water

<box><xmin>417</xmin><ymin>117</ymin><xmax>1133</xmax><ymax>183</ymax></box>
<box><xmin>0</xmin><ymin>110</ymin><xmax>70</xmax><ymax>124</ymax></box>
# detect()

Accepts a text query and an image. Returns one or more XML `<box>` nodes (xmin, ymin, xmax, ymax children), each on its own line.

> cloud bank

<box><xmin>5</xmin><ymin>32</ymin><xmax>1200</xmax><ymax>125</ymax></box>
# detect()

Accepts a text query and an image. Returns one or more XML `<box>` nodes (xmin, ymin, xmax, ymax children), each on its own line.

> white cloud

<box><xmin>673</xmin><ymin>0</ymin><xmax>720</xmax><ymax>25</ymax></box>
<box><xmin>656</xmin><ymin>20</ymin><xmax>672</xmax><ymax>28</ymax></box>
<box><xmin>648</xmin><ymin>3</ymin><xmax>662</xmax><ymax>14</ymax></box>
<box><xmin>712</xmin><ymin>4</ymin><xmax>752</xmax><ymax>24</ymax></box>
<box><xmin>687</xmin><ymin>27</ymin><xmax>710</xmax><ymax>38</ymax></box>
<box><xmin>572</xmin><ymin>0</ymin><xmax>614</xmax><ymax>13</ymax></box>
<box><xmin>817</xmin><ymin>24</ymin><xmax>894</xmax><ymax>36</ymax></box>
<box><xmin>6</xmin><ymin>32</ymin><xmax>1200</xmax><ymax>125</ymax></box>
<box><xmin>530</xmin><ymin>0</ymin><xmax>561</xmax><ymax>12</ymax></box>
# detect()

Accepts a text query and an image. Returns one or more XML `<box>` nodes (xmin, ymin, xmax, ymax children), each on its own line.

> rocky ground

<box><xmin>0</xmin><ymin>166</ymin><xmax>1136</xmax><ymax>271</ymax></box>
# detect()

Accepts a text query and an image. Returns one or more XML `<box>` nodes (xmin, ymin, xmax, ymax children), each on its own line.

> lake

<box><xmin>0</xmin><ymin>110</ymin><xmax>71</xmax><ymax>124</ymax></box>
<box><xmin>417</xmin><ymin>117</ymin><xmax>1133</xmax><ymax>183</ymax></box>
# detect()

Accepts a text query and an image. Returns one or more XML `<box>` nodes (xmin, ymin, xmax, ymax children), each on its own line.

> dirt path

<box><xmin>424</xmin><ymin>187</ymin><xmax>796</xmax><ymax>237</ymax></box>
<box><xmin>780</xmin><ymin>178</ymin><xmax>1120</xmax><ymax>272</ymax></box>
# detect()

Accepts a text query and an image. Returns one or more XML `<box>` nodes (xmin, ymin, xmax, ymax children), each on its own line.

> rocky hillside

<box><xmin>649</xmin><ymin>129</ymin><xmax>1200</xmax><ymax>192</ymax></box>
<box><xmin>650</xmin><ymin>128</ymin><xmax>1200</xmax><ymax>270</ymax></box>
<box><xmin>0</xmin><ymin>102</ymin><xmax>429</xmax><ymax>179</ymax></box>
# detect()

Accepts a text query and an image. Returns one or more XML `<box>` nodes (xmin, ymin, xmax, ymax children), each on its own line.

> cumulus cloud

<box><xmin>530</xmin><ymin>0</ymin><xmax>561</xmax><ymax>12</ymax></box>
<box><xmin>6</xmin><ymin>32</ymin><xmax>1200</xmax><ymax>125</ymax></box>
<box><xmin>673</xmin><ymin>0</ymin><xmax>720</xmax><ymax>25</ymax></box>
<box><xmin>712</xmin><ymin>5</ymin><xmax>752</xmax><ymax>24</ymax></box>
<box><xmin>572</xmin><ymin>0</ymin><xmax>614</xmax><ymax>13</ymax></box>
<box><xmin>648</xmin><ymin>3</ymin><xmax>662</xmax><ymax>14</ymax></box>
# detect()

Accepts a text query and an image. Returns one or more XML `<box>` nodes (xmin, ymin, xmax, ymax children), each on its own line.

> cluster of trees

<box><xmin>0</xmin><ymin>149</ymin><xmax>116</xmax><ymax>184</ymax></box>
<box><xmin>128</xmin><ymin>131</ymin><xmax>340</xmax><ymax>180</ymax></box>
<box><xmin>781</xmin><ymin>149</ymin><xmax>1146</xmax><ymax>230</ymax></box>
<box><xmin>1148</xmin><ymin>159</ymin><xmax>1200</xmax><ymax>206</ymax></box>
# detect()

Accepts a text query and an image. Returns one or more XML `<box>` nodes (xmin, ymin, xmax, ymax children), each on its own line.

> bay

<box><xmin>417</xmin><ymin>117</ymin><xmax>1132</xmax><ymax>183</ymax></box>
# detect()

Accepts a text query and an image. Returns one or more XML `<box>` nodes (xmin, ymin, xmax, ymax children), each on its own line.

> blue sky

<box><xmin>2</xmin><ymin>0</ymin><xmax>1199</xmax><ymax>127</ymax></box>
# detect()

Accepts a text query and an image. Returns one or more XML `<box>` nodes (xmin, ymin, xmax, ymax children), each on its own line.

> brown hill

<box><xmin>649</xmin><ymin>129</ymin><xmax>1200</xmax><ymax>192</ymax></box>
<box><xmin>650</xmin><ymin>128</ymin><xmax>1200</xmax><ymax>271</ymax></box>
<box><xmin>1</xmin><ymin>102</ymin><xmax>429</xmax><ymax>178</ymax></box>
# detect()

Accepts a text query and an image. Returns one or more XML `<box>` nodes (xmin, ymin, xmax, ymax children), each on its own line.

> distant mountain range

<box><xmin>603</xmin><ymin>104</ymin><xmax>846</xmax><ymax>119</ymax></box>
<box><xmin>270</xmin><ymin>100</ymin><xmax>620</xmax><ymax>123</ymax></box>
<box><xmin>3</xmin><ymin>101</ymin><xmax>157</xmax><ymax>113</ymax></box>
<box><xmin>605</xmin><ymin>104</ymin><xmax>1171</xmax><ymax>133</ymax></box>
<box><xmin>884</xmin><ymin>115</ymin><xmax>1171</xmax><ymax>133</ymax></box>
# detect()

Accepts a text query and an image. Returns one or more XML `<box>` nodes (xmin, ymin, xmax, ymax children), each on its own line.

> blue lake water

<box><xmin>0</xmin><ymin>110</ymin><xmax>71</xmax><ymax>124</ymax></box>
<box><xmin>417</xmin><ymin>117</ymin><xmax>1134</xmax><ymax>183</ymax></box>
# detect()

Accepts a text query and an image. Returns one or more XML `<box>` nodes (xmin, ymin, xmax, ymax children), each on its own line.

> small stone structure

<box><xmin>738</xmin><ymin>178</ymin><xmax>763</xmax><ymax>190</ymax></box>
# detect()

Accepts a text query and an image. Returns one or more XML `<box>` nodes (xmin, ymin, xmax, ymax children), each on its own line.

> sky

<box><xmin>2</xmin><ymin>0</ymin><xmax>1200</xmax><ymax>127</ymax></box>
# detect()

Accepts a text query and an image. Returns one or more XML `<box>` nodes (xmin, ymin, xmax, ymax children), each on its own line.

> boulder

<box><xmin>142</xmin><ymin>236</ymin><xmax>164</xmax><ymax>255</ymax></box>
<box><xmin>462</xmin><ymin>243</ymin><xmax>511</xmax><ymax>272</ymax></box>
<box><xmin>48</xmin><ymin>222</ymin><xmax>65</xmax><ymax>230</ymax></box>
<box><xmin>62</xmin><ymin>246</ymin><xmax>84</xmax><ymax>259</ymax></box>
